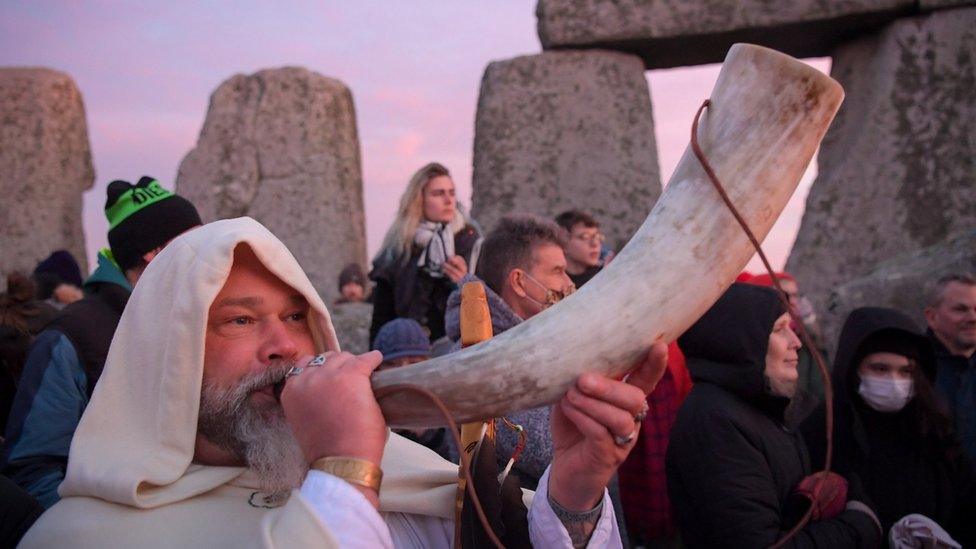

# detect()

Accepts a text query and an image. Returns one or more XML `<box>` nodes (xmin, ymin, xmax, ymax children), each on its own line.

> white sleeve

<box><xmin>300</xmin><ymin>470</ymin><xmax>394</xmax><ymax>549</ymax></box>
<box><xmin>528</xmin><ymin>466</ymin><xmax>622</xmax><ymax>549</ymax></box>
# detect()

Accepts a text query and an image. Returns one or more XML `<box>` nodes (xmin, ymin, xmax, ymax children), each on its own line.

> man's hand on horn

<box><xmin>280</xmin><ymin>350</ymin><xmax>388</xmax><ymax>508</ymax></box>
<box><xmin>548</xmin><ymin>342</ymin><xmax>669</xmax><ymax>512</ymax></box>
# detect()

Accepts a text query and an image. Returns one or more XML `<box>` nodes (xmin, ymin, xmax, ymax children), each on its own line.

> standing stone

<box><xmin>176</xmin><ymin>67</ymin><xmax>367</xmax><ymax>304</ymax></box>
<box><xmin>820</xmin><ymin>229</ymin><xmax>976</xmax><ymax>346</ymax></box>
<box><xmin>537</xmin><ymin>0</ymin><xmax>923</xmax><ymax>68</ymax></box>
<box><xmin>329</xmin><ymin>302</ymin><xmax>373</xmax><ymax>355</ymax></box>
<box><xmin>787</xmin><ymin>8</ymin><xmax>976</xmax><ymax>312</ymax></box>
<box><xmin>0</xmin><ymin>68</ymin><xmax>94</xmax><ymax>277</ymax></box>
<box><xmin>472</xmin><ymin>50</ymin><xmax>661</xmax><ymax>250</ymax></box>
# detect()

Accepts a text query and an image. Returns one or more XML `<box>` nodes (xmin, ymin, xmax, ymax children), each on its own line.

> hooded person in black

<box><xmin>801</xmin><ymin>307</ymin><xmax>976</xmax><ymax>547</ymax></box>
<box><xmin>666</xmin><ymin>284</ymin><xmax>881</xmax><ymax>548</ymax></box>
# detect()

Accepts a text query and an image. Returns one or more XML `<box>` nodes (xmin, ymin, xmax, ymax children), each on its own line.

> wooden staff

<box><xmin>454</xmin><ymin>281</ymin><xmax>495</xmax><ymax>547</ymax></box>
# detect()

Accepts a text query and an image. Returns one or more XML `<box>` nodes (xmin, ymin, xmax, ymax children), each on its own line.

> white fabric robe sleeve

<box><xmin>300</xmin><ymin>466</ymin><xmax>622</xmax><ymax>548</ymax></box>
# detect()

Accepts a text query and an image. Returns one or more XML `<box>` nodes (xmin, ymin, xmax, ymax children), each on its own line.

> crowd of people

<box><xmin>0</xmin><ymin>163</ymin><xmax>973</xmax><ymax>548</ymax></box>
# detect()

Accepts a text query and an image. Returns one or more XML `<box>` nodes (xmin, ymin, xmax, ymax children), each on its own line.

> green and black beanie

<box><xmin>105</xmin><ymin>176</ymin><xmax>202</xmax><ymax>272</ymax></box>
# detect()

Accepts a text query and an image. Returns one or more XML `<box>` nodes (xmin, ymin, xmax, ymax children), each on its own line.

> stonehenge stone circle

<box><xmin>0</xmin><ymin>68</ymin><xmax>94</xmax><ymax>278</ymax></box>
<box><xmin>176</xmin><ymin>67</ymin><xmax>367</xmax><ymax>304</ymax></box>
<box><xmin>536</xmin><ymin>0</ymin><xmax>976</xmax><ymax>68</ymax></box>
<box><xmin>787</xmin><ymin>7</ymin><xmax>976</xmax><ymax>313</ymax></box>
<box><xmin>471</xmin><ymin>50</ymin><xmax>661</xmax><ymax>250</ymax></box>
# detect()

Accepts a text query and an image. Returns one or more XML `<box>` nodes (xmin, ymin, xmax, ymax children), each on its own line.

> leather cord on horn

<box><xmin>374</xmin><ymin>384</ymin><xmax>506</xmax><ymax>549</ymax></box>
<box><xmin>691</xmin><ymin>99</ymin><xmax>836</xmax><ymax>549</ymax></box>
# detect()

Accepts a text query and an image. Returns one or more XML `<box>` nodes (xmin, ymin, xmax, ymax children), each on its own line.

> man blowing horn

<box><xmin>20</xmin><ymin>217</ymin><xmax>667</xmax><ymax>548</ymax></box>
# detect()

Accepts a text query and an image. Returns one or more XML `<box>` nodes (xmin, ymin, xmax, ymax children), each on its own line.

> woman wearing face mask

<box><xmin>369</xmin><ymin>163</ymin><xmax>482</xmax><ymax>349</ymax></box>
<box><xmin>801</xmin><ymin>307</ymin><xmax>976</xmax><ymax>547</ymax></box>
<box><xmin>666</xmin><ymin>284</ymin><xmax>882</xmax><ymax>548</ymax></box>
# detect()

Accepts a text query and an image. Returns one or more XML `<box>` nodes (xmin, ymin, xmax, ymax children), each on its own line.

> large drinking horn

<box><xmin>373</xmin><ymin>43</ymin><xmax>844</xmax><ymax>428</ymax></box>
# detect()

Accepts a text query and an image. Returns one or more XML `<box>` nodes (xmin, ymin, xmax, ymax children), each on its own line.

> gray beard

<box><xmin>197</xmin><ymin>362</ymin><xmax>307</xmax><ymax>494</ymax></box>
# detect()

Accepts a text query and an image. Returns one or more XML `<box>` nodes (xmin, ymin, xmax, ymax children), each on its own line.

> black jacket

<box><xmin>930</xmin><ymin>329</ymin><xmax>976</xmax><ymax>461</ymax></box>
<box><xmin>369</xmin><ymin>225</ymin><xmax>480</xmax><ymax>345</ymax></box>
<box><xmin>802</xmin><ymin>308</ymin><xmax>976</xmax><ymax>547</ymax></box>
<box><xmin>666</xmin><ymin>284</ymin><xmax>880</xmax><ymax>548</ymax></box>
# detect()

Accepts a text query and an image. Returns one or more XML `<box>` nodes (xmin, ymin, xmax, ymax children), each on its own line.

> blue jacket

<box><xmin>1</xmin><ymin>251</ymin><xmax>131</xmax><ymax>508</ymax></box>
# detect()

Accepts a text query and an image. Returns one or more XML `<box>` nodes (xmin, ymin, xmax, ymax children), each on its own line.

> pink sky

<box><xmin>0</xmin><ymin>2</ymin><xmax>829</xmax><ymax>275</ymax></box>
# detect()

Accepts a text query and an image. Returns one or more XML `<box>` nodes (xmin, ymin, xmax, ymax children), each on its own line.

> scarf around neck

<box><xmin>415</xmin><ymin>221</ymin><xmax>455</xmax><ymax>278</ymax></box>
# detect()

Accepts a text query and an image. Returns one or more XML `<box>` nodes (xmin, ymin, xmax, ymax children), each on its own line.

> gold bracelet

<box><xmin>310</xmin><ymin>457</ymin><xmax>383</xmax><ymax>492</ymax></box>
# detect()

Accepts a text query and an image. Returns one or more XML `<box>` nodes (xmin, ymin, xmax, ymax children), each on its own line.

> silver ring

<box><xmin>614</xmin><ymin>430</ymin><xmax>636</xmax><ymax>447</ymax></box>
<box><xmin>635</xmin><ymin>401</ymin><xmax>649</xmax><ymax>423</ymax></box>
<box><xmin>284</xmin><ymin>354</ymin><xmax>327</xmax><ymax>380</ymax></box>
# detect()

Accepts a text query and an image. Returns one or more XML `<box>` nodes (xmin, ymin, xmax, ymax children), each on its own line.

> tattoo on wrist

<box><xmin>548</xmin><ymin>494</ymin><xmax>603</xmax><ymax>548</ymax></box>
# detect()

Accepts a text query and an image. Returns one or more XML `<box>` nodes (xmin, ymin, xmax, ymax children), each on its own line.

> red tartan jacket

<box><xmin>618</xmin><ymin>342</ymin><xmax>691</xmax><ymax>540</ymax></box>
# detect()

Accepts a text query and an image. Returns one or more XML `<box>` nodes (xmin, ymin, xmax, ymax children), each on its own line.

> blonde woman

<box><xmin>369</xmin><ymin>163</ymin><xmax>482</xmax><ymax>347</ymax></box>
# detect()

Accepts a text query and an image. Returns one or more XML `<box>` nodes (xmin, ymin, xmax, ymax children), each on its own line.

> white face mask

<box><xmin>858</xmin><ymin>376</ymin><xmax>914</xmax><ymax>412</ymax></box>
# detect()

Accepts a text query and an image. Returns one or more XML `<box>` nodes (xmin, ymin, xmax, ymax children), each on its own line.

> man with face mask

<box><xmin>443</xmin><ymin>215</ymin><xmax>578</xmax><ymax>489</ymax></box>
<box><xmin>802</xmin><ymin>307</ymin><xmax>976</xmax><ymax>547</ymax></box>
<box><xmin>442</xmin><ymin>214</ymin><xmax>635</xmax><ymax>545</ymax></box>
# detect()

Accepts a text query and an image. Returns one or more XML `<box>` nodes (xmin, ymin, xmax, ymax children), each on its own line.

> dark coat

<box><xmin>666</xmin><ymin>284</ymin><xmax>880</xmax><ymax>548</ymax></box>
<box><xmin>369</xmin><ymin>225</ymin><xmax>480</xmax><ymax>345</ymax></box>
<box><xmin>930</xmin><ymin>329</ymin><xmax>976</xmax><ymax>461</ymax></box>
<box><xmin>1</xmin><ymin>254</ymin><xmax>131</xmax><ymax>508</ymax></box>
<box><xmin>802</xmin><ymin>307</ymin><xmax>976</xmax><ymax>547</ymax></box>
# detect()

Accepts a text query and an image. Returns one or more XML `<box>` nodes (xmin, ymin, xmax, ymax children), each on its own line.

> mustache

<box><xmin>266</xmin><ymin>358</ymin><xmax>305</xmax><ymax>401</ymax></box>
<box><xmin>243</xmin><ymin>360</ymin><xmax>295</xmax><ymax>393</ymax></box>
<box><xmin>211</xmin><ymin>360</ymin><xmax>298</xmax><ymax>407</ymax></box>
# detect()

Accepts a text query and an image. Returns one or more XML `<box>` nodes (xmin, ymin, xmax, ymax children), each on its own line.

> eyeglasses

<box><xmin>573</xmin><ymin>232</ymin><xmax>605</xmax><ymax>244</ymax></box>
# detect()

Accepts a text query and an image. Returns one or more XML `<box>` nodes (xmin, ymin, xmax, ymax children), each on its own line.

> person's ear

<box><xmin>923</xmin><ymin>306</ymin><xmax>936</xmax><ymax>326</ymax></box>
<box><xmin>507</xmin><ymin>269</ymin><xmax>528</xmax><ymax>298</ymax></box>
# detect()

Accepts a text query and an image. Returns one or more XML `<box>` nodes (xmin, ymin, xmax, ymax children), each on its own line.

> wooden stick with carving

<box><xmin>454</xmin><ymin>281</ymin><xmax>495</xmax><ymax>546</ymax></box>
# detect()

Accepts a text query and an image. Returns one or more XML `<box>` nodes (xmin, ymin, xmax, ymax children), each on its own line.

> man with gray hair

<box><xmin>443</xmin><ymin>214</ymin><xmax>632</xmax><ymax>544</ymax></box>
<box><xmin>445</xmin><ymin>215</ymin><xmax>578</xmax><ymax>489</ymax></box>
<box><xmin>925</xmin><ymin>273</ymin><xmax>976</xmax><ymax>460</ymax></box>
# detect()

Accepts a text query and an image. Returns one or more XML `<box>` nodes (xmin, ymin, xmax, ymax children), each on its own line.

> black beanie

<box><xmin>105</xmin><ymin>176</ymin><xmax>202</xmax><ymax>272</ymax></box>
<box><xmin>33</xmin><ymin>250</ymin><xmax>84</xmax><ymax>288</ymax></box>
<box><xmin>338</xmin><ymin>263</ymin><xmax>367</xmax><ymax>291</ymax></box>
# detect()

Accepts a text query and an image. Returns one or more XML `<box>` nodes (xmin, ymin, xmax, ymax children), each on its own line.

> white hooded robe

<box><xmin>19</xmin><ymin>218</ymin><xmax>619</xmax><ymax>548</ymax></box>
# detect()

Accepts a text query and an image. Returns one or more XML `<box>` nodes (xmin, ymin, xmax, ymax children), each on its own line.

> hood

<box><xmin>678</xmin><ymin>283</ymin><xmax>786</xmax><ymax>402</ymax></box>
<box><xmin>58</xmin><ymin>218</ymin><xmax>346</xmax><ymax>508</ymax></box>
<box><xmin>444</xmin><ymin>273</ymin><xmax>523</xmax><ymax>342</ymax></box>
<box><xmin>832</xmin><ymin>307</ymin><xmax>936</xmax><ymax>409</ymax></box>
<box><xmin>54</xmin><ymin>218</ymin><xmax>460</xmax><ymax>519</ymax></box>
<box><xmin>83</xmin><ymin>249</ymin><xmax>132</xmax><ymax>292</ymax></box>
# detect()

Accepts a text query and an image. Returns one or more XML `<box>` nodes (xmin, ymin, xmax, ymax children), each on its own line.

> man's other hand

<box><xmin>548</xmin><ymin>343</ymin><xmax>669</xmax><ymax>511</ymax></box>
